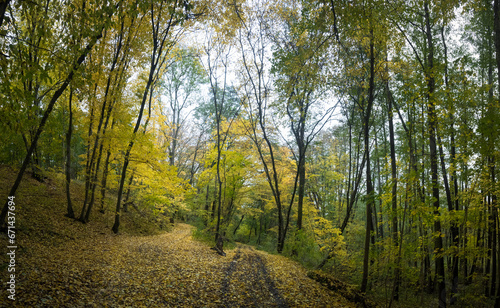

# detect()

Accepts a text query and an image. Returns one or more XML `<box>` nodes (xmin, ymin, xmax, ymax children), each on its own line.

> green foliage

<box><xmin>1</xmin><ymin>0</ymin><xmax>500</xmax><ymax>306</ymax></box>
<box><xmin>283</xmin><ymin>229</ymin><xmax>324</xmax><ymax>268</ymax></box>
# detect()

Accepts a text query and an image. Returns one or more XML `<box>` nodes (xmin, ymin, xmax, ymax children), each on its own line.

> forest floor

<box><xmin>0</xmin><ymin>166</ymin><xmax>356</xmax><ymax>307</ymax></box>
<box><xmin>1</xmin><ymin>223</ymin><xmax>356</xmax><ymax>308</ymax></box>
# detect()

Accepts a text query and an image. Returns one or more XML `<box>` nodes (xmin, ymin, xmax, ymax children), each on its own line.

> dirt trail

<box><xmin>2</xmin><ymin>223</ymin><xmax>355</xmax><ymax>307</ymax></box>
<box><xmin>221</xmin><ymin>246</ymin><xmax>288</xmax><ymax>307</ymax></box>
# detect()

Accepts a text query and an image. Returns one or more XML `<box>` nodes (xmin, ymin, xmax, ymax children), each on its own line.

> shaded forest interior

<box><xmin>1</xmin><ymin>0</ymin><xmax>500</xmax><ymax>307</ymax></box>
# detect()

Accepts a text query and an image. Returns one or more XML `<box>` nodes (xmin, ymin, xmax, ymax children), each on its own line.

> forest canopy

<box><xmin>1</xmin><ymin>0</ymin><xmax>499</xmax><ymax>306</ymax></box>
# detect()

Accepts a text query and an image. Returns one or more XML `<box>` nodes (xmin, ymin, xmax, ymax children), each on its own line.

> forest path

<box><xmin>220</xmin><ymin>245</ymin><xmax>288</xmax><ymax>307</ymax></box>
<box><xmin>3</xmin><ymin>223</ymin><xmax>355</xmax><ymax>307</ymax></box>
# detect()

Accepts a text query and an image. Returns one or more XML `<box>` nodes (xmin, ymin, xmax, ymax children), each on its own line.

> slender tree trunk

<box><xmin>297</xmin><ymin>151</ymin><xmax>306</xmax><ymax>231</ymax></box>
<box><xmin>0</xmin><ymin>0</ymin><xmax>11</xmax><ymax>29</ymax></box>
<box><xmin>441</xmin><ymin>25</ymin><xmax>459</xmax><ymax>304</ymax></box>
<box><xmin>80</xmin><ymin>85</ymin><xmax>96</xmax><ymax>221</ymax></box>
<box><xmin>489</xmin><ymin>158</ymin><xmax>497</xmax><ymax>298</ymax></box>
<box><xmin>123</xmin><ymin>171</ymin><xmax>135</xmax><ymax>212</ymax></box>
<box><xmin>375</xmin><ymin>136</ymin><xmax>384</xmax><ymax>239</ymax></box>
<box><xmin>65</xmin><ymin>87</ymin><xmax>75</xmax><ymax>219</ymax></box>
<box><xmin>1</xmin><ymin>29</ymin><xmax>105</xmax><ymax>227</ymax></box>
<box><xmin>113</xmin><ymin>0</ymin><xmax>179</xmax><ymax>233</ymax></box>
<box><xmin>236</xmin><ymin>22</ymin><xmax>289</xmax><ymax>253</ymax></box>
<box><xmin>233</xmin><ymin>215</ymin><xmax>244</xmax><ymax>235</ymax></box>
<box><xmin>84</xmin><ymin>26</ymin><xmax>123</xmax><ymax>222</ymax></box>
<box><xmin>361</xmin><ymin>32</ymin><xmax>376</xmax><ymax>294</ymax></box>
<box><xmin>438</xmin><ymin>133</ymin><xmax>459</xmax><ymax>303</ymax></box>
<box><xmin>387</xmin><ymin>82</ymin><xmax>400</xmax><ymax>301</ymax></box>
<box><xmin>491</xmin><ymin>0</ymin><xmax>500</xmax><ymax>303</ymax></box>
<box><xmin>341</xmin><ymin>143</ymin><xmax>367</xmax><ymax>233</ymax></box>
<box><xmin>204</xmin><ymin>184</ymin><xmax>210</xmax><ymax>226</ymax></box>
<box><xmin>214</xmin><ymin>99</ymin><xmax>223</xmax><ymax>242</ymax></box>
<box><xmin>469</xmin><ymin>210</ymin><xmax>483</xmax><ymax>285</ymax></box>
<box><xmin>99</xmin><ymin>148</ymin><xmax>111</xmax><ymax>214</ymax></box>
<box><xmin>211</xmin><ymin>180</ymin><xmax>216</xmax><ymax>219</ymax></box>
<box><xmin>424</xmin><ymin>2</ymin><xmax>446</xmax><ymax>306</ymax></box>
<box><xmin>86</xmin><ymin>97</ymin><xmax>115</xmax><ymax>221</ymax></box>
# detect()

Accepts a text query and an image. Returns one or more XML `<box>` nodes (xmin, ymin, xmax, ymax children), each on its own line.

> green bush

<box><xmin>284</xmin><ymin>229</ymin><xmax>324</xmax><ymax>268</ymax></box>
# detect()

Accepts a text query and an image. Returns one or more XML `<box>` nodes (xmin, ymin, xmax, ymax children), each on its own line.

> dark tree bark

<box><xmin>65</xmin><ymin>87</ymin><xmax>75</xmax><ymax>219</ymax></box>
<box><xmin>387</xmin><ymin>81</ymin><xmax>400</xmax><ymax>301</ymax></box>
<box><xmin>204</xmin><ymin>184</ymin><xmax>210</xmax><ymax>226</ymax></box>
<box><xmin>375</xmin><ymin>135</ymin><xmax>384</xmax><ymax>239</ymax></box>
<box><xmin>361</xmin><ymin>31</ymin><xmax>376</xmax><ymax>294</ymax></box>
<box><xmin>0</xmin><ymin>0</ymin><xmax>10</xmax><ymax>29</ymax></box>
<box><xmin>86</xmin><ymin>95</ymin><xmax>116</xmax><ymax>222</ymax></box>
<box><xmin>439</xmin><ymin>25</ymin><xmax>459</xmax><ymax>304</ymax></box>
<box><xmin>1</xmin><ymin>28</ymin><xmax>106</xmax><ymax>227</ymax></box>
<box><xmin>81</xmin><ymin>85</ymin><xmax>96</xmax><ymax>221</ymax></box>
<box><xmin>99</xmin><ymin>148</ymin><xmax>111</xmax><ymax>214</ymax></box>
<box><xmin>83</xmin><ymin>21</ymin><xmax>125</xmax><ymax>222</ymax></box>
<box><xmin>123</xmin><ymin>171</ymin><xmax>135</xmax><ymax>213</ymax></box>
<box><xmin>236</xmin><ymin>16</ymin><xmax>296</xmax><ymax>253</ymax></box>
<box><xmin>341</xmin><ymin>136</ymin><xmax>366</xmax><ymax>233</ymax></box>
<box><xmin>233</xmin><ymin>215</ymin><xmax>244</xmax><ymax>235</ymax></box>
<box><xmin>424</xmin><ymin>2</ymin><xmax>446</xmax><ymax>306</ymax></box>
<box><xmin>113</xmin><ymin>0</ymin><xmax>182</xmax><ymax>233</ymax></box>
<box><xmin>491</xmin><ymin>0</ymin><xmax>500</xmax><ymax>303</ymax></box>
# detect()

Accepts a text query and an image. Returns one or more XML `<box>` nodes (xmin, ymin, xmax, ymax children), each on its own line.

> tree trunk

<box><xmin>0</xmin><ymin>29</ymin><xmax>105</xmax><ymax>228</ymax></box>
<box><xmin>0</xmin><ymin>0</ymin><xmax>11</xmax><ymax>29</ymax></box>
<box><xmin>424</xmin><ymin>2</ymin><xmax>446</xmax><ymax>306</ymax></box>
<box><xmin>233</xmin><ymin>215</ymin><xmax>244</xmax><ymax>235</ymax></box>
<box><xmin>438</xmin><ymin>133</ymin><xmax>459</xmax><ymax>303</ymax></box>
<box><xmin>375</xmin><ymin>136</ymin><xmax>384</xmax><ymax>239</ymax></box>
<box><xmin>204</xmin><ymin>184</ymin><xmax>210</xmax><ymax>226</ymax></box>
<box><xmin>86</xmin><ymin>95</ymin><xmax>115</xmax><ymax>221</ymax></box>
<box><xmin>361</xmin><ymin>31</ymin><xmax>376</xmax><ymax>294</ymax></box>
<box><xmin>441</xmin><ymin>25</ymin><xmax>459</xmax><ymax>304</ymax></box>
<box><xmin>387</xmin><ymin>82</ymin><xmax>400</xmax><ymax>301</ymax></box>
<box><xmin>99</xmin><ymin>148</ymin><xmax>111</xmax><ymax>214</ymax></box>
<box><xmin>85</xmin><ymin>26</ymin><xmax>123</xmax><ymax>222</ymax></box>
<box><xmin>297</xmin><ymin>152</ymin><xmax>306</xmax><ymax>231</ymax></box>
<box><xmin>214</xmin><ymin>96</ymin><xmax>223</xmax><ymax>242</ymax></box>
<box><xmin>113</xmin><ymin>0</ymin><xmax>178</xmax><ymax>233</ymax></box>
<box><xmin>491</xmin><ymin>0</ymin><xmax>500</xmax><ymax>302</ymax></box>
<box><xmin>65</xmin><ymin>87</ymin><xmax>75</xmax><ymax>219</ymax></box>
<box><xmin>123</xmin><ymin>172</ymin><xmax>135</xmax><ymax>213</ymax></box>
<box><xmin>80</xmin><ymin>85</ymin><xmax>96</xmax><ymax>221</ymax></box>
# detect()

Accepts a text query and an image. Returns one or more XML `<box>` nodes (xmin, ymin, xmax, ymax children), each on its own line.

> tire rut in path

<box><xmin>220</xmin><ymin>246</ymin><xmax>288</xmax><ymax>308</ymax></box>
<box><xmin>221</xmin><ymin>248</ymin><xmax>242</xmax><ymax>304</ymax></box>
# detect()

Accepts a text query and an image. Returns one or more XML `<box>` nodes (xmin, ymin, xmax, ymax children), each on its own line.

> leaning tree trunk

<box><xmin>0</xmin><ymin>29</ymin><xmax>106</xmax><ymax>228</ymax></box>
<box><xmin>0</xmin><ymin>0</ymin><xmax>11</xmax><ymax>29</ymax></box>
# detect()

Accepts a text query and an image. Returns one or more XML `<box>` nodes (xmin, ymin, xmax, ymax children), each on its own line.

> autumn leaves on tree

<box><xmin>1</xmin><ymin>0</ymin><xmax>500</xmax><ymax>306</ymax></box>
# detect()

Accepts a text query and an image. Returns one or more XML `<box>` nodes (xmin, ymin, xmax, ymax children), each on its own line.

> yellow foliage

<box><xmin>313</xmin><ymin>217</ymin><xmax>347</xmax><ymax>258</ymax></box>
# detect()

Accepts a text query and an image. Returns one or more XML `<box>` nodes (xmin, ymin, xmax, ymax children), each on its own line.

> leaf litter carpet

<box><xmin>1</xmin><ymin>223</ymin><xmax>354</xmax><ymax>307</ymax></box>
